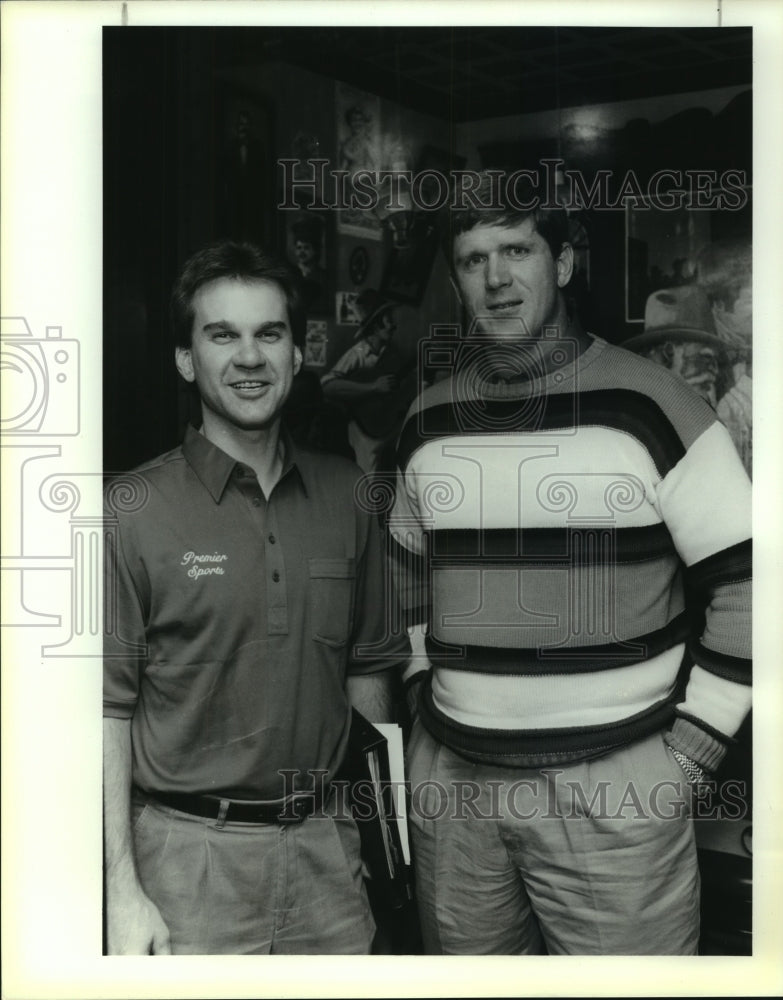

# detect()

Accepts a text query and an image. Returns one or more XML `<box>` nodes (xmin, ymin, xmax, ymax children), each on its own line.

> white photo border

<box><xmin>2</xmin><ymin>2</ymin><xmax>781</xmax><ymax>997</ymax></box>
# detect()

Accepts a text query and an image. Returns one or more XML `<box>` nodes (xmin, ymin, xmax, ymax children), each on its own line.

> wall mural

<box><xmin>479</xmin><ymin>90</ymin><xmax>752</xmax><ymax>475</ymax></box>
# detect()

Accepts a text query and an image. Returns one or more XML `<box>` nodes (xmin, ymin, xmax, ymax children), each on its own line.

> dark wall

<box><xmin>104</xmin><ymin>29</ymin><xmax>285</xmax><ymax>473</ymax></box>
<box><xmin>103</xmin><ymin>28</ymin><xmax>184</xmax><ymax>474</ymax></box>
<box><xmin>103</xmin><ymin>28</ymin><xmax>457</xmax><ymax>473</ymax></box>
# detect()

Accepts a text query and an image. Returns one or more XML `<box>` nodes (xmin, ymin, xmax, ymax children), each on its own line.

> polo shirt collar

<box><xmin>182</xmin><ymin>423</ymin><xmax>309</xmax><ymax>502</ymax></box>
<box><xmin>279</xmin><ymin>426</ymin><xmax>310</xmax><ymax>498</ymax></box>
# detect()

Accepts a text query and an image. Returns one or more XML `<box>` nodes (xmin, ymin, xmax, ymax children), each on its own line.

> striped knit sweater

<box><xmin>389</xmin><ymin>336</ymin><xmax>751</xmax><ymax>771</ymax></box>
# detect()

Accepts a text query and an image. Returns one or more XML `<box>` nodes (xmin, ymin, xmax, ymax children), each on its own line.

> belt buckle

<box><xmin>277</xmin><ymin>793</ymin><xmax>312</xmax><ymax>825</ymax></box>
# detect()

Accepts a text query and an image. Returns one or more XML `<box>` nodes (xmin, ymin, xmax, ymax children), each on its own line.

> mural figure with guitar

<box><xmin>321</xmin><ymin>289</ymin><xmax>417</xmax><ymax>473</ymax></box>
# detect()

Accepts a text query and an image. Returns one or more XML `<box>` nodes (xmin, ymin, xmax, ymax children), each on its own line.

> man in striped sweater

<box><xmin>389</xmin><ymin>174</ymin><xmax>751</xmax><ymax>954</ymax></box>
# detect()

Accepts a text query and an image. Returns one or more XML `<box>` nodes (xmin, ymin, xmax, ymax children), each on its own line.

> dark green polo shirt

<box><xmin>104</xmin><ymin>425</ymin><xmax>408</xmax><ymax>799</ymax></box>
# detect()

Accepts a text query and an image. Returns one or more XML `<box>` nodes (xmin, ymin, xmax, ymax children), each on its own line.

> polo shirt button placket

<box><xmin>265</xmin><ymin>506</ymin><xmax>287</xmax><ymax>633</ymax></box>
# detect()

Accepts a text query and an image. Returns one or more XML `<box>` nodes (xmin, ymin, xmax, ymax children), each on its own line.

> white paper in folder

<box><xmin>373</xmin><ymin>723</ymin><xmax>410</xmax><ymax>865</ymax></box>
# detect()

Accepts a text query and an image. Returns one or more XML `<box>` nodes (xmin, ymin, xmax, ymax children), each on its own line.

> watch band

<box><xmin>669</xmin><ymin>746</ymin><xmax>709</xmax><ymax>785</ymax></box>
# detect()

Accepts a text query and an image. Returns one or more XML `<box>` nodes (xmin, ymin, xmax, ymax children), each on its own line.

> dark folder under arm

<box><xmin>343</xmin><ymin>708</ymin><xmax>413</xmax><ymax>910</ymax></box>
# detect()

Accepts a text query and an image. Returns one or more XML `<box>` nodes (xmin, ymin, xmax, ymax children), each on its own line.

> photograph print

<box><xmin>3</xmin><ymin>6</ymin><xmax>780</xmax><ymax>999</ymax></box>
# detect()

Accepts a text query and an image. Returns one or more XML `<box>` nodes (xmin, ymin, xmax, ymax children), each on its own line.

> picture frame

<box><xmin>625</xmin><ymin>187</ymin><xmax>752</xmax><ymax>323</ymax></box>
<box><xmin>379</xmin><ymin>144</ymin><xmax>466</xmax><ymax>305</ymax></box>
<box><xmin>215</xmin><ymin>84</ymin><xmax>276</xmax><ymax>245</ymax></box>
<box><xmin>379</xmin><ymin>211</ymin><xmax>440</xmax><ymax>305</ymax></box>
<box><xmin>335</xmin><ymin>81</ymin><xmax>384</xmax><ymax>241</ymax></box>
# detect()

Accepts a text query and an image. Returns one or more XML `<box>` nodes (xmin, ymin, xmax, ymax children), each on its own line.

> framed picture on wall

<box><xmin>625</xmin><ymin>188</ymin><xmax>753</xmax><ymax>478</ymax></box>
<box><xmin>304</xmin><ymin>319</ymin><xmax>329</xmax><ymax>369</ymax></box>
<box><xmin>335</xmin><ymin>82</ymin><xmax>384</xmax><ymax>241</ymax></box>
<box><xmin>379</xmin><ymin>212</ymin><xmax>440</xmax><ymax>305</ymax></box>
<box><xmin>625</xmin><ymin>187</ymin><xmax>752</xmax><ymax>323</ymax></box>
<box><xmin>379</xmin><ymin>144</ymin><xmax>466</xmax><ymax>304</ymax></box>
<box><xmin>215</xmin><ymin>84</ymin><xmax>276</xmax><ymax>245</ymax></box>
<box><xmin>286</xmin><ymin>210</ymin><xmax>331</xmax><ymax>315</ymax></box>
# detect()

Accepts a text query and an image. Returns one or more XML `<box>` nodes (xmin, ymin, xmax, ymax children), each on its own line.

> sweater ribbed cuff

<box><xmin>664</xmin><ymin>717</ymin><xmax>727</xmax><ymax>774</ymax></box>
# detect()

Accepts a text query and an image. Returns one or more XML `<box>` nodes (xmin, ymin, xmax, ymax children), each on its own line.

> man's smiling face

<box><xmin>175</xmin><ymin>277</ymin><xmax>301</xmax><ymax>437</ymax></box>
<box><xmin>452</xmin><ymin>216</ymin><xmax>573</xmax><ymax>342</ymax></box>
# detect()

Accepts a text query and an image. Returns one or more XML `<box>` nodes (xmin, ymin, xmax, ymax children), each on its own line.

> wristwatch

<box><xmin>668</xmin><ymin>746</ymin><xmax>710</xmax><ymax>785</ymax></box>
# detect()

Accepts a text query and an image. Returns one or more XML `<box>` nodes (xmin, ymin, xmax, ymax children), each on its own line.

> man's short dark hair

<box><xmin>442</xmin><ymin>171</ymin><xmax>571</xmax><ymax>272</ymax></box>
<box><xmin>171</xmin><ymin>240</ymin><xmax>306</xmax><ymax>349</ymax></box>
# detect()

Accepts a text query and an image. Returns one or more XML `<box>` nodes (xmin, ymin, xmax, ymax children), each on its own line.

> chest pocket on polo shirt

<box><xmin>308</xmin><ymin>557</ymin><xmax>355</xmax><ymax>648</ymax></box>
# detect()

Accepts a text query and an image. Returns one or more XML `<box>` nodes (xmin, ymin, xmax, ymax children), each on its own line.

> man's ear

<box><xmin>293</xmin><ymin>345</ymin><xmax>303</xmax><ymax>375</ymax></box>
<box><xmin>175</xmin><ymin>347</ymin><xmax>195</xmax><ymax>383</ymax></box>
<box><xmin>556</xmin><ymin>243</ymin><xmax>574</xmax><ymax>289</ymax></box>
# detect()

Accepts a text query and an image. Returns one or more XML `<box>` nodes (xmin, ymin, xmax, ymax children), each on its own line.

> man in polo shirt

<box><xmin>103</xmin><ymin>240</ymin><xmax>409</xmax><ymax>954</ymax></box>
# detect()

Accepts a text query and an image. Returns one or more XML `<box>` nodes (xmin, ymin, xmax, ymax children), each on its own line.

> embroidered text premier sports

<box><xmin>181</xmin><ymin>551</ymin><xmax>228</xmax><ymax>578</ymax></box>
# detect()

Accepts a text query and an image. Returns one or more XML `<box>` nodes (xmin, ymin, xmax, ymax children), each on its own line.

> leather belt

<box><xmin>140</xmin><ymin>786</ymin><xmax>326</xmax><ymax>825</ymax></box>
